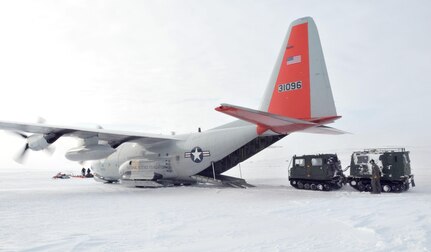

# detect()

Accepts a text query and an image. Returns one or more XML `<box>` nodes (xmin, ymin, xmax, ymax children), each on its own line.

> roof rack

<box><xmin>363</xmin><ymin>148</ymin><xmax>406</xmax><ymax>153</ymax></box>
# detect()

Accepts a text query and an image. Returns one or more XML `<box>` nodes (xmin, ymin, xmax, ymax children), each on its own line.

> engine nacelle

<box><xmin>27</xmin><ymin>134</ymin><xmax>49</xmax><ymax>151</ymax></box>
<box><xmin>65</xmin><ymin>144</ymin><xmax>116</xmax><ymax>161</ymax></box>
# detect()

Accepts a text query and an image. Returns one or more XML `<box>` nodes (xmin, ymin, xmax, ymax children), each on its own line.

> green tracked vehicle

<box><xmin>347</xmin><ymin>148</ymin><xmax>415</xmax><ymax>192</ymax></box>
<box><xmin>289</xmin><ymin>154</ymin><xmax>345</xmax><ymax>191</ymax></box>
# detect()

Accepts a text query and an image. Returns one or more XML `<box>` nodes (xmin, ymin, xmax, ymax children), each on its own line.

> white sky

<box><xmin>0</xmin><ymin>0</ymin><xmax>430</xmax><ymax>169</ymax></box>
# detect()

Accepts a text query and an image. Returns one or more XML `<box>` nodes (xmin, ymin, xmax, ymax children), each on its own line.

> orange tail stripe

<box><xmin>268</xmin><ymin>22</ymin><xmax>310</xmax><ymax>119</ymax></box>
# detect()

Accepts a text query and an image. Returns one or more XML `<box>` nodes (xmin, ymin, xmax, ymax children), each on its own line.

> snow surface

<box><xmin>1</xmin><ymin>147</ymin><xmax>430</xmax><ymax>252</ymax></box>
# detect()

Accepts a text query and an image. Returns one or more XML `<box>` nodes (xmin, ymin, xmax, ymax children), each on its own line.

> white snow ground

<box><xmin>1</xmin><ymin>147</ymin><xmax>430</xmax><ymax>252</ymax></box>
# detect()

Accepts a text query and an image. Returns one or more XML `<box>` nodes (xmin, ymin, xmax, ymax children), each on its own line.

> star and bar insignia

<box><xmin>184</xmin><ymin>147</ymin><xmax>210</xmax><ymax>163</ymax></box>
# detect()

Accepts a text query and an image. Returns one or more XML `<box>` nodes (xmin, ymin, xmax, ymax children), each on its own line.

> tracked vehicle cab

<box><xmin>347</xmin><ymin>148</ymin><xmax>415</xmax><ymax>192</ymax></box>
<box><xmin>289</xmin><ymin>154</ymin><xmax>345</xmax><ymax>191</ymax></box>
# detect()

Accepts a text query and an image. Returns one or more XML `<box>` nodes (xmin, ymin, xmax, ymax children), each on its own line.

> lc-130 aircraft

<box><xmin>0</xmin><ymin>17</ymin><xmax>343</xmax><ymax>187</ymax></box>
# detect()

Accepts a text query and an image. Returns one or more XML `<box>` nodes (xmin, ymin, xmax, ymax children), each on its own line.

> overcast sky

<box><xmin>0</xmin><ymin>0</ymin><xmax>430</xmax><ymax>169</ymax></box>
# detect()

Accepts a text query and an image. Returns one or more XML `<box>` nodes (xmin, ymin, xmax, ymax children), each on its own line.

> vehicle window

<box><xmin>356</xmin><ymin>155</ymin><xmax>368</xmax><ymax>164</ymax></box>
<box><xmin>312</xmin><ymin>158</ymin><xmax>323</xmax><ymax>166</ymax></box>
<box><xmin>295</xmin><ymin>159</ymin><xmax>305</xmax><ymax>167</ymax></box>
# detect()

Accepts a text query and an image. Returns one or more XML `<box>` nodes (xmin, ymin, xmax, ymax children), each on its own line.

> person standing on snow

<box><xmin>370</xmin><ymin>159</ymin><xmax>381</xmax><ymax>194</ymax></box>
<box><xmin>81</xmin><ymin>167</ymin><xmax>86</xmax><ymax>177</ymax></box>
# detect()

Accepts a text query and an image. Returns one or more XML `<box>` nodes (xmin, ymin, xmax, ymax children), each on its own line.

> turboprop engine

<box><xmin>27</xmin><ymin>134</ymin><xmax>50</xmax><ymax>151</ymax></box>
<box><xmin>19</xmin><ymin>132</ymin><xmax>61</xmax><ymax>151</ymax></box>
<box><xmin>65</xmin><ymin>144</ymin><xmax>115</xmax><ymax>161</ymax></box>
<box><xmin>13</xmin><ymin>132</ymin><xmax>62</xmax><ymax>163</ymax></box>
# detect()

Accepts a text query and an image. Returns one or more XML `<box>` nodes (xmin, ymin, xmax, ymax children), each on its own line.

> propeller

<box><xmin>10</xmin><ymin>131</ymin><xmax>29</xmax><ymax>163</ymax></box>
<box><xmin>8</xmin><ymin>118</ymin><xmax>71</xmax><ymax>164</ymax></box>
<box><xmin>10</xmin><ymin>131</ymin><xmax>56</xmax><ymax>164</ymax></box>
<box><xmin>14</xmin><ymin>143</ymin><xmax>30</xmax><ymax>164</ymax></box>
<box><xmin>11</xmin><ymin>131</ymin><xmax>28</xmax><ymax>139</ymax></box>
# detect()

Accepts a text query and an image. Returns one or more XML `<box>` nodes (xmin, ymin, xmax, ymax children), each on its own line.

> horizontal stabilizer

<box><xmin>215</xmin><ymin>103</ymin><xmax>342</xmax><ymax>135</ymax></box>
<box><xmin>216</xmin><ymin>103</ymin><xmax>316</xmax><ymax>135</ymax></box>
<box><xmin>300</xmin><ymin>125</ymin><xmax>349</xmax><ymax>135</ymax></box>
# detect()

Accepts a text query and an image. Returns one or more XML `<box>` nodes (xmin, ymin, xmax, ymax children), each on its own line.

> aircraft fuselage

<box><xmin>91</xmin><ymin>122</ymin><xmax>263</xmax><ymax>182</ymax></box>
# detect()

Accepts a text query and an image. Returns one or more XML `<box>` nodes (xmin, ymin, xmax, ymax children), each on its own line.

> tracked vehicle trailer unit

<box><xmin>347</xmin><ymin>148</ymin><xmax>415</xmax><ymax>193</ymax></box>
<box><xmin>289</xmin><ymin>154</ymin><xmax>345</xmax><ymax>191</ymax></box>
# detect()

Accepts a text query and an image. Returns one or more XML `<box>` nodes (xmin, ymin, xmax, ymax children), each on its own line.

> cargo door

<box><xmin>381</xmin><ymin>155</ymin><xmax>391</xmax><ymax>180</ymax></box>
<box><xmin>391</xmin><ymin>154</ymin><xmax>403</xmax><ymax>179</ymax></box>
<box><xmin>403</xmin><ymin>153</ymin><xmax>412</xmax><ymax>176</ymax></box>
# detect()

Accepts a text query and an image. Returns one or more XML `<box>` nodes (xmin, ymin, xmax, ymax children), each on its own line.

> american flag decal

<box><xmin>287</xmin><ymin>55</ymin><xmax>301</xmax><ymax>65</ymax></box>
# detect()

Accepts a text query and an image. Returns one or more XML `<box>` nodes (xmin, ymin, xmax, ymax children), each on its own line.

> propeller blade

<box><xmin>10</xmin><ymin>131</ymin><xmax>28</xmax><ymax>139</ymax></box>
<box><xmin>14</xmin><ymin>143</ymin><xmax>29</xmax><ymax>164</ymax></box>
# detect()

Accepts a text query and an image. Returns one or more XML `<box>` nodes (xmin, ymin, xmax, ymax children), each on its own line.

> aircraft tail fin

<box><xmin>259</xmin><ymin>17</ymin><xmax>338</xmax><ymax>121</ymax></box>
<box><xmin>216</xmin><ymin>17</ymin><xmax>342</xmax><ymax>135</ymax></box>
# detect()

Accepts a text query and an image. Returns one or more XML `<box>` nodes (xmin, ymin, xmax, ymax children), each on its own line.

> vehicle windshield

<box><xmin>355</xmin><ymin>155</ymin><xmax>369</xmax><ymax>164</ymax></box>
<box><xmin>295</xmin><ymin>158</ymin><xmax>305</xmax><ymax>167</ymax></box>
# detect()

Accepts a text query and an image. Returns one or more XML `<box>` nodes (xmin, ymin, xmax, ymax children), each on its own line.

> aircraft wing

<box><xmin>0</xmin><ymin>120</ymin><xmax>181</xmax><ymax>148</ymax></box>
